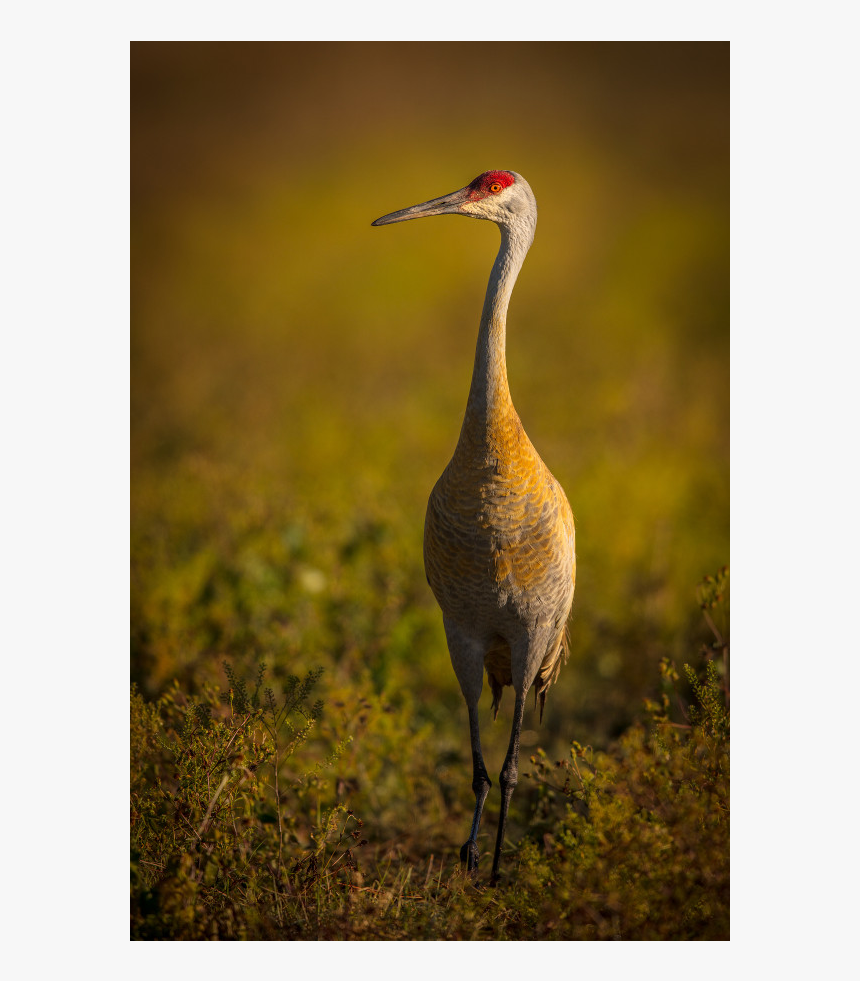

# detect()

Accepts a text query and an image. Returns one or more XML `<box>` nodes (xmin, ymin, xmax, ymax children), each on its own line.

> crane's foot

<box><xmin>460</xmin><ymin>840</ymin><xmax>479</xmax><ymax>872</ymax></box>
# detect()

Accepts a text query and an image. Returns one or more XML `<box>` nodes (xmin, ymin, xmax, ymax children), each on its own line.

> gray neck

<box><xmin>463</xmin><ymin>219</ymin><xmax>534</xmax><ymax>432</ymax></box>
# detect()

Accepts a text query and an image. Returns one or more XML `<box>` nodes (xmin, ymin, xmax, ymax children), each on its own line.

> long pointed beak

<box><xmin>371</xmin><ymin>186</ymin><xmax>470</xmax><ymax>226</ymax></box>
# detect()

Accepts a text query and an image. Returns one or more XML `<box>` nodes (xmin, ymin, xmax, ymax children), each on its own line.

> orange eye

<box><xmin>489</xmin><ymin>182</ymin><xmax>502</xmax><ymax>193</ymax></box>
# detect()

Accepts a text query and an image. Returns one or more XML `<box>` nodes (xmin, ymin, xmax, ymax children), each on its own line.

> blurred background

<box><xmin>131</xmin><ymin>42</ymin><xmax>728</xmax><ymax>853</ymax></box>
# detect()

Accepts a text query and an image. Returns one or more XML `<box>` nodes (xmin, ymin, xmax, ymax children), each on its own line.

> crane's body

<box><xmin>373</xmin><ymin>171</ymin><xmax>575</xmax><ymax>881</ymax></box>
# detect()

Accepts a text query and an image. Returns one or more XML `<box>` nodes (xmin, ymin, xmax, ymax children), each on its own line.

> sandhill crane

<box><xmin>372</xmin><ymin>170</ymin><xmax>575</xmax><ymax>882</ymax></box>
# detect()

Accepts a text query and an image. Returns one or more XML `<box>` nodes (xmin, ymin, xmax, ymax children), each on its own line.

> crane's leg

<box><xmin>460</xmin><ymin>699</ymin><xmax>491</xmax><ymax>872</ymax></box>
<box><xmin>442</xmin><ymin>618</ymin><xmax>491</xmax><ymax>873</ymax></box>
<box><xmin>491</xmin><ymin>690</ymin><xmax>526</xmax><ymax>884</ymax></box>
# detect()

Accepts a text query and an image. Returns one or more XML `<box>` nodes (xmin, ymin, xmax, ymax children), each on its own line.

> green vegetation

<box><xmin>131</xmin><ymin>43</ymin><xmax>729</xmax><ymax>940</ymax></box>
<box><xmin>130</xmin><ymin>571</ymin><xmax>728</xmax><ymax>939</ymax></box>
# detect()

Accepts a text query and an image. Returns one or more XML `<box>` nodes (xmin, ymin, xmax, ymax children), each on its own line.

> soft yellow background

<box><xmin>132</xmin><ymin>42</ymin><xmax>728</xmax><ymax>769</ymax></box>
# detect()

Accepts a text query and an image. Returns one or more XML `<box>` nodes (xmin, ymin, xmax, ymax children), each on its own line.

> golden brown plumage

<box><xmin>424</xmin><ymin>401</ymin><xmax>575</xmax><ymax>721</ymax></box>
<box><xmin>373</xmin><ymin>170</ymin><xmax>575</xmax><ymax>881</ymax></box>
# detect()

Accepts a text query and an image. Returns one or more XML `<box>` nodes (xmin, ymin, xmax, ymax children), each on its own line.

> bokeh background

<box><xmin>131</xmin><ymin>42</ymin><xmax>728</xmax><ymax>851</ymax></box>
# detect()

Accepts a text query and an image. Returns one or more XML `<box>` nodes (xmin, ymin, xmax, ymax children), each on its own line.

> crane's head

<box><xmin>372</xmin><ymin>171</ymin><xmax>536</xmax><ymax>233</ymax></box>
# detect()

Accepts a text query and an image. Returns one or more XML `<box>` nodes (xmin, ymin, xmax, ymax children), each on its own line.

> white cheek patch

<box><xmin>461</xmin><ymin>189</ymin><xmax>514</xmax><ymax>217</ymax></box>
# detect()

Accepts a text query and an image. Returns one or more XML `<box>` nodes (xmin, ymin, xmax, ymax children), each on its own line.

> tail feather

<box><xmin>484</xmin><ymin>638</ymin><xmax>512</xmax><ymax>721</ymax></box>
<box><xmin>485</xmin><ymin>622</ymin><xmax>571</xmax><ymax>724</ymax></box>
<box><xmin>534</xmin><ymin>622</ymin><xmax>570</xmax><ymax>723</ymax></box>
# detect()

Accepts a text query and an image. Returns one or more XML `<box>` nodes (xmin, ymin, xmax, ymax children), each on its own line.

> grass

<box><xmin>130</xmin><ymin>571</ymin><xmax>729</xmax><ymax>939</ymax></box>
